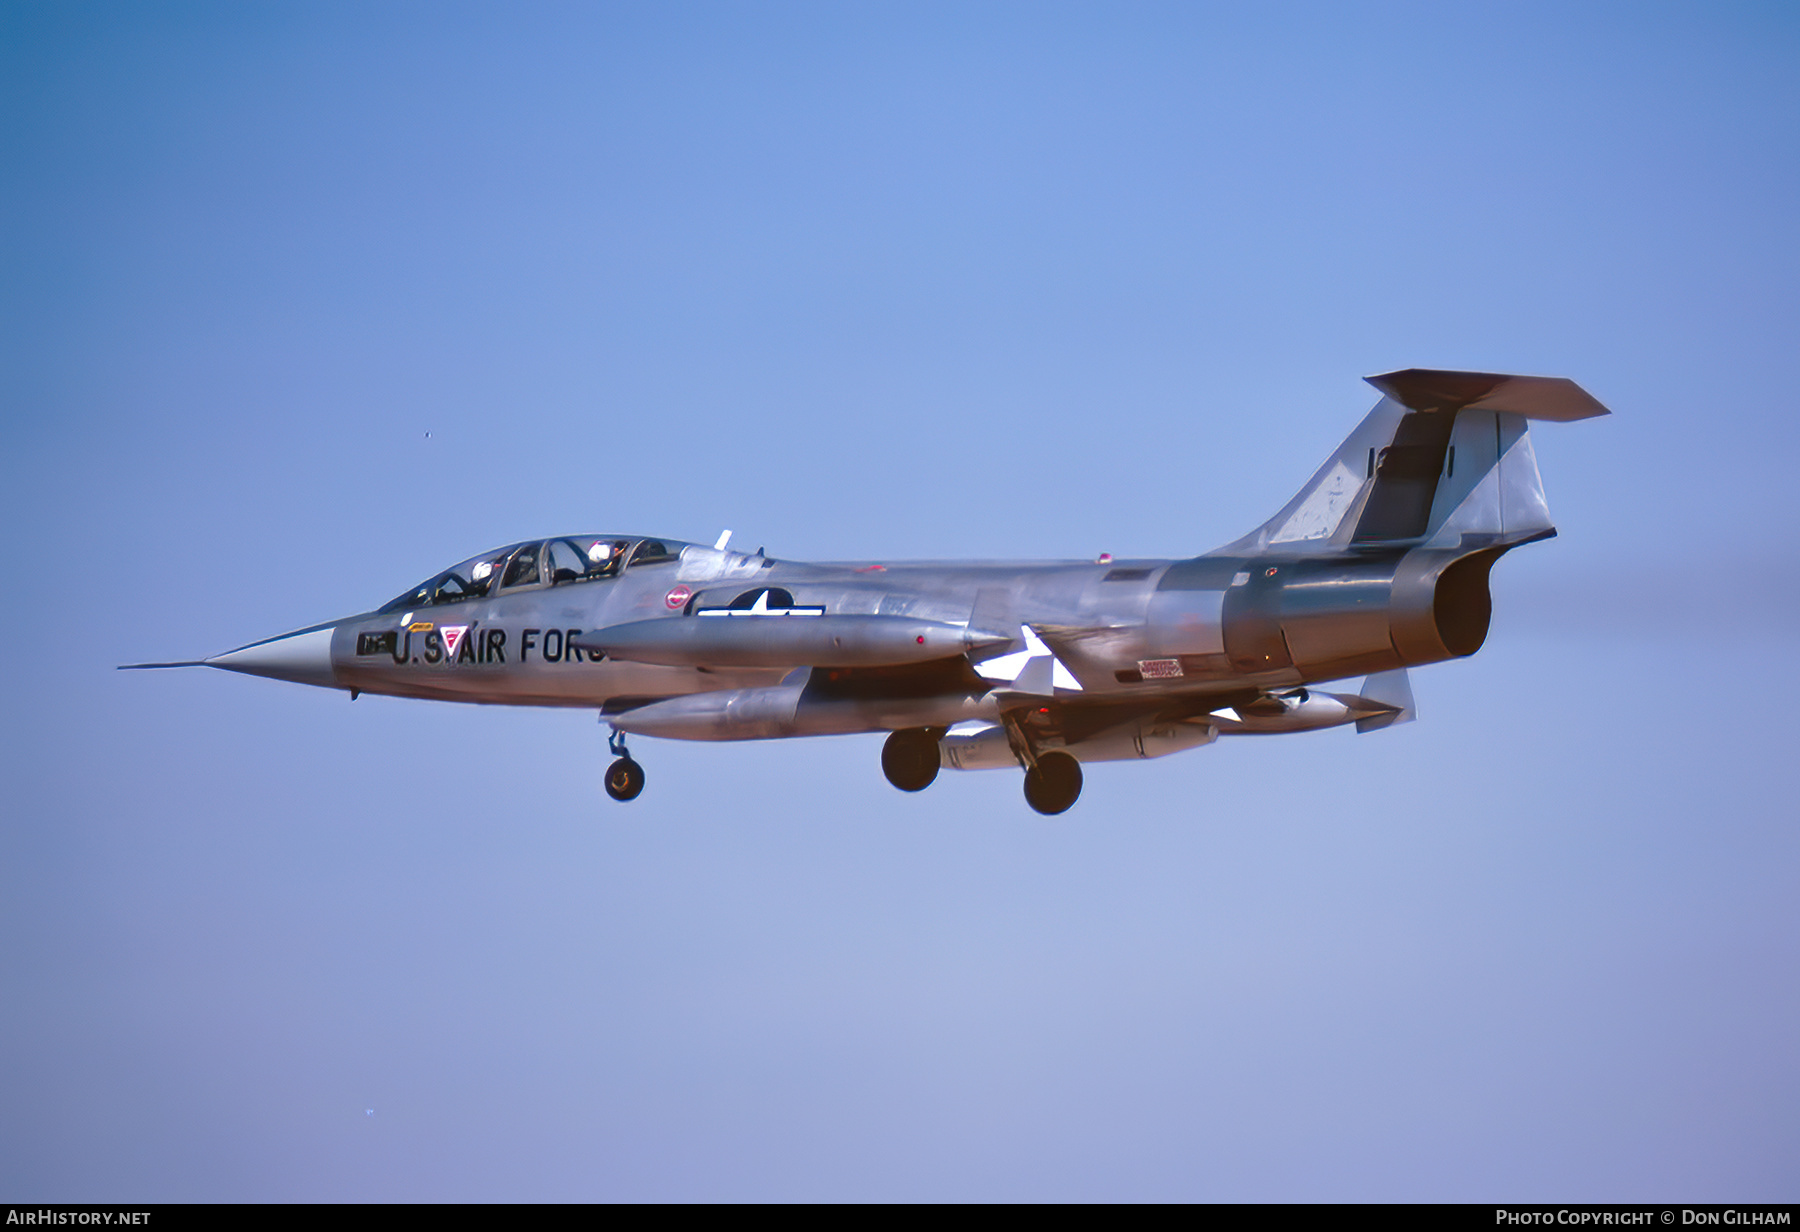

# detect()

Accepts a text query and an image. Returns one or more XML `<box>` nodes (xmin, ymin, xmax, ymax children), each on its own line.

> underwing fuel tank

<box><xmin>574</xmin><ymin>615</ymin><xmax>1007</xmax><ymax>669</ymax></box>
<box><xmin>940</xmin><ymin>718</ymin><xmax>1217</xmax><ymax>769</ymax></box>
<box><xmin>609</xmin><ymin>676</ymin><xmax>999</xmax><ymax>741</ymax></box>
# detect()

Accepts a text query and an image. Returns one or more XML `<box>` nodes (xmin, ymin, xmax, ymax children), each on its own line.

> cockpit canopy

<box><xmin>378</xmin><ymin>536</ymin><xmax>689</xmax><ymax>613</ymax></box>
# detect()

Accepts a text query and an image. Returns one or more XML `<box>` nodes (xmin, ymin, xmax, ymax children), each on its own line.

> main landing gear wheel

<box><xmin>604</xmin><ymin>757</ymin><xmax>645</xmax><ymax>802</ymax></box>
<box><xmin>1023</xmin><ymin>750</ymin><xmax>1082</xmax><ymax>815</ymax></box>
<box><xmin>882</xmin><ymin>728</ymin><xmax>941</xmax><ymax>792</ymax></box>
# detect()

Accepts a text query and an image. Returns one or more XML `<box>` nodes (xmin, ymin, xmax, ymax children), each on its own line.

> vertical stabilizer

<box><xmin>1219</xmin><ymin>370</ymin><xmax>1610</xmax><ymax>557</ymax></box>
<box><xmin>1219</xmin><ymin>397</ymin><xmax>1408</xmax><ymax>555</ymax></box>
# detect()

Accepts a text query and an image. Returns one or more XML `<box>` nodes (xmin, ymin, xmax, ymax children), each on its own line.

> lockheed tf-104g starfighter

<box><xmin>125</xmin><ymin>369</ymin><xmax>1608</xmax><ymax>814</ymax></box>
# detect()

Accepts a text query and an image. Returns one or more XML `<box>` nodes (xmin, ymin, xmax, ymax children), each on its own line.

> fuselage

<box><xmin>137</xmin><ymin>367</ymin><xmax>1609</xmax><ymax>813</ymax></box>
<box><xmin>214</xmin><ymin>532</ymin><xmax>1495</xmax><ymax>732</ymax></box>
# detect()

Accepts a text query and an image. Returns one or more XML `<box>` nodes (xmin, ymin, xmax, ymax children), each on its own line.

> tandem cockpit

<box><xmin>377</xmin><ymin>536</ymin><xmax>691</xmax><ymax>613</ymax></box>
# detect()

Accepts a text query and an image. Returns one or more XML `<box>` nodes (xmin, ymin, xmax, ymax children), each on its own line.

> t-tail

<box><xmin>1228</xmin><ymin>369</ymin><xmax>1609</xmax><ymax>555</ymax></box>
<box><xmin>1192</xmin><ymin>369</ymin><xmax>1610</xmax><ymax>682</ymax></box>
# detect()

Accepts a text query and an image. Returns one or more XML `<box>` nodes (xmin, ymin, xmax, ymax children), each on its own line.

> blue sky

<box><xmin>3</xmin><ymin>1</ymin><xmax>1796</xmax><ymax>1200</ymax></box>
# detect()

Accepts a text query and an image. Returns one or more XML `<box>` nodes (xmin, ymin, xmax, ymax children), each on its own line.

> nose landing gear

<box><xmin>604</xmin><ymin>727</ymin><xmax>645</xmax><ymax>802</ymax></box>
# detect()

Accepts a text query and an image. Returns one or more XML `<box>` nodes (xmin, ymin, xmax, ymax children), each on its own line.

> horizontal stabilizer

<box><xmin>1365</xmin><ymin>370</ymin><xmax>1611</xmax><ymax>421</ymax></box>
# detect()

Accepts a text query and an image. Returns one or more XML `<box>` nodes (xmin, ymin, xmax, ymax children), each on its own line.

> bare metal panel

<box><xmin>1146</xmin><ymin>589</ymin><xmax>1225</xmax><ymax>655</ymax></box>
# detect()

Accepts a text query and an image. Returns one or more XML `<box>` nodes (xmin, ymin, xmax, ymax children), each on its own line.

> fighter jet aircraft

<box><xmin>124</xmin><ymin>369</ymin><xmax>1608</xmax><ymax>814</ymax></box>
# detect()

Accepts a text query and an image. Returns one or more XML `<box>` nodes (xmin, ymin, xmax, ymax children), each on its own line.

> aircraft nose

<box><xmin>205</xmin><ymin>623</ymin><xmax>339</xmax><ymax>688</ymax></box>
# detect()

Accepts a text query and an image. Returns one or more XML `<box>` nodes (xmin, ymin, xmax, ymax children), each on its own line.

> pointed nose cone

<box><xmin>205</xmin><ymin>624</ymin><xmax>339</xmax><ymax>688</ymax></box>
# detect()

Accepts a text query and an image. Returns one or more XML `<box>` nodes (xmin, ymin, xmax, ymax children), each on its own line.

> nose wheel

<box><xmin>605</xmin><ymin>757</ymin><xmax>645</xmax><ymax>801</ymax></box>
<box><xmin>604</xmin><ymin>727</ymin><xmax>645</xmax><ymax>802</ymax></box>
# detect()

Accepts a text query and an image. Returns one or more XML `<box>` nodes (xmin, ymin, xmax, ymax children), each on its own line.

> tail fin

<box><xmin>1223</xmin><ymin>370</ymin><xmax>1610</xmax><ymax>555</ymax></box>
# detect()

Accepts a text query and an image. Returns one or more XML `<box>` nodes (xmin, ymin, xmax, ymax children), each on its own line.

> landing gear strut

<box><xmin>882</xmin><ymin>728</ymin><xmax>941</xmax><ymax>792</ymax></box>
<box><xmin>604</xmin><ymin>727</ymin><xmax>645</xmax><ymax>802</ymax></box>
<box><xmin>1023</xmin><ymin>750</ymin><xmax>1082</xmax><ymax>815</ymax></box>
<box><xmin>1000</xmin><ymin>710</ymin><xmax>1081</xmax><ymax>815</ymax></box>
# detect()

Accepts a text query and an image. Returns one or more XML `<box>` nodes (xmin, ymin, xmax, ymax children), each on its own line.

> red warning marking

<box><xmin>665</xmin><ymin>585</ymin><xmax>692</xmax><ymax>610</ymax></box>
<box><xmin>441</xmin><ymin>625</ymin><xmax>468</xmax><ymax>657</ymax></box>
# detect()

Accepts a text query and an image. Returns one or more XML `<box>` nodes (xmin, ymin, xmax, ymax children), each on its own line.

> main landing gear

<box><xmin>882</xmin><ymin>729</ymin><xmax>941</xmax><ymax>792</ymax></box>
<box><xmin>604</xmin><ymin>727</ymin><xmax>645</xmax><ymax>802</ymax></box>
<box><xmin>882</xmin><ymin>723</ymin><xmax>1084</xmax><ymax>814</ymax></box>
<box><xmin>1004</xmin><ymin>711</ymin><xmax>1082</xmax><ymax>815</ymax></box>
<box><xmin>1022</xmin><ymin>750</ymin><xmax>1082</xmax><ymax>816</ymax></box>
